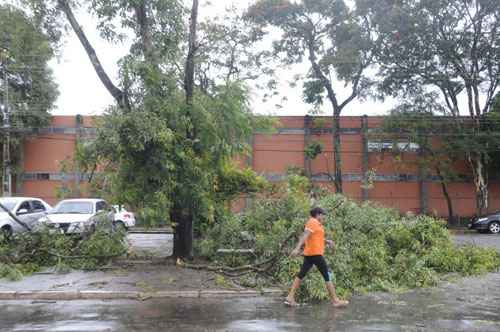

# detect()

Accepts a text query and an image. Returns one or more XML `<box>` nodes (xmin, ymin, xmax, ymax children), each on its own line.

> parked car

<box><xmin>38</xmin><ymin>198</ymin><xmax>113</xmax><ymax>234</ymax></box>
<box><xmin>0</xmin><ymin>197</ymin><xmax>52</xmax><ymax>236</ymax></box>
<box><xmin>468</xmin><ymin>212</ymin><xmax>500</xmax><ymax>234</ymax></box>
<box><xmin>112</xmin><ymin>205</ymin><xmax>136</xmax><ymax>230</ymax></box>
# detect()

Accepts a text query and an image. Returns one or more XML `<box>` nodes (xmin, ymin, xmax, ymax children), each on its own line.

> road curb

<box><xmin>0</xmin><ymin>289</ymin><xmax>285</xmax><ymax>301</ymax></box>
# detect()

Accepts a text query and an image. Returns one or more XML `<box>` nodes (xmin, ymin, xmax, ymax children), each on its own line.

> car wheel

<box><xmin>114</xmin><ymin>221</ymin><xmax>127</xmax><ymax>233</ymax></box>
<box><xmin>1</xmin><ymin>226</ymin><xmax>12</xmax><ymax>239</ymax></box>
<box><xmin>489</xmin><ymin>221</ymin><xmax>500</xmax><ymax>234</ymax></box>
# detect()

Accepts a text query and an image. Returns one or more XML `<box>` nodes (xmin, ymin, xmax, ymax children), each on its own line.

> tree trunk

<box><xmin>171</xmin><ymin>203</ymin><xmax>194</xmax><ymax>259</ymax></box>
<box><xmin>172</xmin><ymin>204</ymin><xmax>184</xmax><ymax>258</ymax></box>
<box><xmin>184</xmin><ymin>0</ymin><xmax>199</xmax><ymax>106</ymax></box>
<box><xmin>435</xmin><ymin>166</ymin><xmax>454</xmax><ymax>224</ymax></box>
<box><xmin>133</xmin><ymin>3</ymin><xmax>154</xmax><ymax>64</ymax></box>
<box><xmin>306</xmin><ymin>35</ymin><xmax>344</xmax><ymax>193</ymax></box>
<box><xmin>332</xmin><ymin>112</ymin><xmax>343</xmax><ymax>193</ymax></box>
<box><xmin>469</xmin><ymin>156</ymin><xmax>488</xmax><ymax>216</ymax></box>
<box><xmin>174</xmin><ymin>0</ymin><xmax>199</xmax><ymax>259</ymax></box>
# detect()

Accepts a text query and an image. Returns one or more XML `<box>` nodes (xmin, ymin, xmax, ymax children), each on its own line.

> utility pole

<box><xmin>1</xmin><ymin>49</ymin><xmax>11</xmax><ymax>197</ymax></box>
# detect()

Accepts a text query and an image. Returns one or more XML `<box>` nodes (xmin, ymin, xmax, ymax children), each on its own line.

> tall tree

<box><xmin>195</xmin><ymin>6</ymin><xmax>273</xmax><ymax>92</ymax></box>
<box><xmin>0</xmin><ymin>4</ymin><xmax>57</xmax><ymax>128</ymax></box>
<box><xmin>24</xmin><ymin>0</ymin><xmax>264</xmax><ymax>258</ymax></box>
<box><xmin>0</xmin><ymin>4</ymin><xmax>58</xmax><ymax>194</ymax></box>
<box><xmin>362</xmin><ymin>0</ymin><xmax>500</xmax><ymax>215</ymax></box>
<box><xmin>246</xmin><ymin>0</ymin><xmax>377</xmax><ymax>193</ymax></box>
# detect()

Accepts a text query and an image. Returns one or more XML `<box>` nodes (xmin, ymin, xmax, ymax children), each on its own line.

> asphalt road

<box><xmin>0</xmin><ymin>233</ymin><xmax>499</xmax><ymax>332</ymax></box>
<box><xmin>452</xmin><ymin>233</ymin><xmax>500</xmax><ymax>251</ymax></box>
<box><xmin>2</xmin><ymin>272</ymin><xmax>500</xmax><ymax>332</ymax></box>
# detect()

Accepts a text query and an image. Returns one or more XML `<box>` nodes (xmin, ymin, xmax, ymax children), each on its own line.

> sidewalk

<box><xmin>0</xmin><ymin>263</ymin><xmax>284</xmax><ymax>301</ymax></box>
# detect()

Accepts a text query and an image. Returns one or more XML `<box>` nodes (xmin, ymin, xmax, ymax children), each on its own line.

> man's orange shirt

<box><xmin>303</xmin><ymin>217</ymin><xmax>324</xmax><ymax>256</ymax></box>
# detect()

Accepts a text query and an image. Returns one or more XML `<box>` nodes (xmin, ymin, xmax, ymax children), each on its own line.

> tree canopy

<box><xmin>363</xmin><ymin>0</ymin><xmax>500</xmax><ymax>215</ymax></box>
<box><xmin>0</xmin><ymin>4</ymin><xmax>58</xmax><ymax>128</ymax></box>
<box><xmin>19</xmin><ymin>0</ymin><xmax>268</xmax><ymax>258</ymax></box>
<box><xmin>246</xmin><ymin>0</ymin><xmax>378</xmax><ymax>192</ymax></box>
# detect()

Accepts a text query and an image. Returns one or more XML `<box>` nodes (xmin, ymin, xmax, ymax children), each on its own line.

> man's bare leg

<box><xmin>285</xmin><ymin>277</ymin><xmax>301</xmax><ymax>305</ymax></box>
<box><xmin>326</xmin><ymin>281</ymin><xmax>349</xmax><ymax>307</ymax></box>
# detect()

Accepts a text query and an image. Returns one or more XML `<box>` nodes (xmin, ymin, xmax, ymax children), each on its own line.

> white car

<box><xmin>38</xmin><ymin>198</ymin><xmax>113</xmax><ymax>234</ymax></box>
<box><xmin>0</xmin><ymin>197</ymin><xmax>52</xmax><ymax>236</ymax></box>
<box><xmin>112</xmin><ymin>205</ymin><xmax>136</xmax><ymax>230</ymax></box>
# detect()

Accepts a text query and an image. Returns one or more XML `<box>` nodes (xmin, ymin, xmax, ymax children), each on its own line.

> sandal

<box><xmin>332</xmin><ymin>299</ymin><xmax>349</xmax><ymax>307</ymax></box>
<box><xmin>284</xmin><ymin>299</ymin><xmax>300</xmax><ymax>307</ymax></box>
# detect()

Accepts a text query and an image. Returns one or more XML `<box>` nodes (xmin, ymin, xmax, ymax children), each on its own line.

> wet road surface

<box><xmin>453</xmin><ymin>233</ymin><xmax>500</xmax><ymax>251</ymax></box>
<box><xmin>1</xmin><ymin>272</ymin><xmax>500</xmax><ymax>332</ymax></box>
<box><xmin>1</xmin><ymin>233</ymin><xmax>499</xmax><ymax>332</ymax></box>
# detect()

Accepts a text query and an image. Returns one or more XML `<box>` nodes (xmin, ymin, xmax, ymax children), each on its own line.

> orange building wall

<box><xmin>16</xmin><ymin>115</ymin><xmax>500</xmax><ymax>217</ymax></box>
<box><xmin>20</xmin><ymin>116</ymin><xmax>92</xmax><ymax>206</ymax></box>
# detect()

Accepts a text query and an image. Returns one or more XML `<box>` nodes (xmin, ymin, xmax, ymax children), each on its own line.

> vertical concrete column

<box><xmin>74</xmin><ymin>114</ymin><xmax>83</xmax><ymax>197</ymax></box>
<box><xmin>15</xmin><ymin>138</ymin><xmax>24</xmax><ymax>195</ymax></box>
<box><xmin>361</xmin><ymin>115</ymin><xmax>369</xmax><ymax>201</ymax></box>
<box><xmin>304</xmin><ymin>115</ymin><xmax>312</xmax><ymax>178</ymax></box>
<box><xmin>418</xmin><ymin>148</ymin><xmax>428</xmax><ymax>215</ymax></box>
<box><xmin>244</xmin><ymin>133</ymin><xmax>254</xmax><ymax>210</ymax></box>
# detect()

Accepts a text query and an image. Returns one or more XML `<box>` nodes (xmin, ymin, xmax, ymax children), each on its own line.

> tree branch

<box><xmin>57</xmin><ymin>0</ymin><xmax>129</xmax><ymax>110</ymax></box>
<box><xmin>339</xmin><ymin>64</ymin><xmax>365</xmax><ymax>110</ymax></box>
<box><xmin>0</xmin><ymin>202</ymin><xmax>31</xmax><ymax>232</ymax></box>
<box><xmin>305</xmin><ymin>29</ymin><xmax>339</xmax><ymax>112</ymax></box>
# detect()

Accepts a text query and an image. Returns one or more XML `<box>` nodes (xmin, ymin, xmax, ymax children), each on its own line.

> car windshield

<box><xmin>0</xmin><ymin>199</ymin><xmax>19</xmax><ymax>211</ymax></box>
<box><xmin>52</xmin><ymin>202</ymin><xmax>93</xmax><ymax>214</ymax></box>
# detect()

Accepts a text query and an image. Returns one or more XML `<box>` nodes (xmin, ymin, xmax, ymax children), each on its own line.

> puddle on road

<box><xmin>226</xmin><ymin>319</ymin><xmax>302</xmax><ymax>332</ymax></box>
<box><xmin>2</xmin><ymin>273</ymin><xmax>500</xmax><ymax>332</ymax></box>
<box><xmin>12</xmin><ymin>320</ymin><xmax>118</xmax><ymax>332</ymax></box>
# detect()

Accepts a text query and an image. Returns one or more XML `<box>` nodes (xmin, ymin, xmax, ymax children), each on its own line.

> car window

<box><xmin>53</xmin><ymin>202</ymin><xmax>93</xmax><ymax>214</ymax></box>
<box><xmin>17</xmin><ymin>201</ymin><xmax>32</xmax><ymax>214</ymax></box>
<box><xmin>96</xmin><ymin>201</ymin><xmax>108</xmax><ymax>212</ymax></box>
<box><xmin>31</xmin><ymin>200</ymin><xmax>46</xmax><ymax>212</ymax></box>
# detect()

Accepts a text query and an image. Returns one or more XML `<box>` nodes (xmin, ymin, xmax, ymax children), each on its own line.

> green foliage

<box><xmin>82</xmin><ymin>82</ymin><xmax>259</xmax><ymax>231</ymax></box>
<box><xmin>366</xmin><ymin>0</ymin><xmax>500</xmax><ymax>213</ymax></box>
<box><xmin>247</xmin><ymin>0</ymin><xmax>377</xmax><ymax>192</ymax></box>
<box><xmin>215</xmin><ymin>164</ymin><xmax>268</xmax><ymax>202</ymax></box>
<box><xmin>0</xmin><ymin>4</ymin><xmax>57</xmax><ymax>125</ymax></box>
<box><xmin>0</xmin><ymin>263</ymin><xmax>23</xmax><ymax>281</ymax></box>
<box><xmin>198</xmin><ymin>175</ymin><xmax>500</xmax><ymax>302</ymax></box>
<box><xmin>0</xmin><ymin>4</ymin><xmax>57</xmax><ymax>193</ymax></box>
<box><xmin>360</xmin><ymin>168</ymin><xmax>376</xmax><ymax>190</ymax></box>
<box><xmin>304</xmin><ymin>141</ymin><xmax>323</xmax><ymax>160</ymax></box>
<box><xmin>0</xmin><ymin>222</ymin><xmax>127</xmax><ymax>280</ymax></box>
<box><xmin>246</xmin><ymin>0</ymin><xmax>377</xmax><ymax>106</ymax></box>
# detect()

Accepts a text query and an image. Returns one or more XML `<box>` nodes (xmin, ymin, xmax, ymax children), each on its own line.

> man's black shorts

<box><xmin>297</xmin><ymin>255</ymin><xmax>331</xmax><ymax>282</ymax></box>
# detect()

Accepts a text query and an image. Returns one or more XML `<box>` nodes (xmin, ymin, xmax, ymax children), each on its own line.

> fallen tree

<box><xmin>0</xmin><ymin>222</ymin><xmax>126</xmax><ymax>280</ymax></box>
<box><xmin>193</xmin><ymin>175</ymin><xmax>500</xmax><ymax>301</ymax></box>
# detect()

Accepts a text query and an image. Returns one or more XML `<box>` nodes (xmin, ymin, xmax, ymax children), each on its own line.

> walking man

<box><xmin>285</xmin><ymin>207</ymin><xmax>348</xmax><ymax>307</ymax></box>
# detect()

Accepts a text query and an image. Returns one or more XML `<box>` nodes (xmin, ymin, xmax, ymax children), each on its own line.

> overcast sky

<box><xmin>49</xmin><ymin>0</ymin><xmax>396</xmax><ymax>117</ymax></box>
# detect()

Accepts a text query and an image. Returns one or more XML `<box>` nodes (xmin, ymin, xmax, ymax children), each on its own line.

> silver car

<box><xmin>38</xmin><ymin>198</ymin><xmax>113</xmax><ymax>234</ymax></box>
<box><xmin>0</xmin><ymin>197</ymin><xmax>52</xmax><ymax>236</ymax></box>
<box><xmin>112</xmin><ymin>205</ymin><xmax>136</xmax><ymax>230</ymax></box>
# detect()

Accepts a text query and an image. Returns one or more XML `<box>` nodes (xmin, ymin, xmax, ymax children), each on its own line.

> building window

<box><xmin>36</xmin><ymin>173</ymin><xmax>50</xmax><ymax>180</ymax></box>
<box><xmin>368</xmin><ymin>140</ymin><xmax>419</xmax><ymax>152</ymax></box>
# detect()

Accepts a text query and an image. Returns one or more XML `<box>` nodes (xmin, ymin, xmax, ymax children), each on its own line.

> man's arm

<box><xmin>290</xmin><ymin>230</ymin><xmax>311</xmax><ymax>256</ymax></box>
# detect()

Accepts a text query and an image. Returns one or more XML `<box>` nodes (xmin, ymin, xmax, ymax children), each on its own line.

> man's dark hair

<box><xmin>310</xmin><ymin>207</ymin><xmax>326</xmax><ymax>217</ymax></box>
